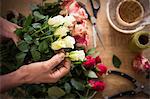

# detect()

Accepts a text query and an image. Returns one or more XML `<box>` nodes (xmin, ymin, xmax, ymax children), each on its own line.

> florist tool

<box><xmin>89</xmin><ymin>0</ymin><xmax>105</xmax><ymax>49</ymax></box>
<box><xmin>129</xmin><ymin>31</ymin><xmax>150</xmax><ymax>52</ymax></box>
<box><xmin>104</xmin><ymin>70</ymin><xmax>150</xmax><ymax>99</ymax></box>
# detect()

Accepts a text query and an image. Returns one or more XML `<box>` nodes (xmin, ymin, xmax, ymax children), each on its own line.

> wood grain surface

<box><xmin>0</xmin><ymin>0</ymin><xmax>150</xmax><ymax>99</ymax></box>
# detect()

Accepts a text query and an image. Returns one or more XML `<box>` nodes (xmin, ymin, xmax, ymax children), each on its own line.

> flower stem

<box><xmin>86</xmin><ymin>88</ymin><xmax>90</xmax><ymax>97</ymax></box>
<box><xmin>40</xmin><ymin>35</ymin><xmax>53</xmax><ymax>40</ymax></box>
<box><xmin>31</xmin><ymin>24</ymin><xmax>49</xmax><ymax>36</ymax></box>
<box><xmin>88</xmin><ymin>91</ymin><xmax>97</xmax><ymax>99</ymax></box>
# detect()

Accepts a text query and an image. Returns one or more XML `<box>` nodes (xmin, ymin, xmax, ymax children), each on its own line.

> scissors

<box><xmin>89</xmin><ymin>0</ymin><xmax>105</xmax><ymax>49</ymax></box>
<box><xmin>104</xmin><ymin>70</ymin><xmax>150</xmax><ymax>99</ymax></box>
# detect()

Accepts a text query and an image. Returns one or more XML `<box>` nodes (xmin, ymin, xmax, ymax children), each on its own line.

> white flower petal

<box><xmin>51</xmin><ymin>40</ymin><xmax>65</xmax><ymax>50</ymax></box>
<box><xmin>48</xmin><ymin>15</ymin><xmax>64</xmax><ymax>27</ymax></box>
<box><xmin>68</xmin><ymin>50</ymin><xmax>85</xmax><ymax>61</ymax></box>
<box><xmin>63</xmin><ymin>36</ymin><xmax>75</xmax><ymax>49</ymax></box>
<box><xmin>64</xmin><ymin>15</ymin><xmax>76</xmax><ymax>27</ymax></box>
<box><xmin>54</xmin><ymin>26</ymin><xmax>69</xmax><ymax>37</ymax></box>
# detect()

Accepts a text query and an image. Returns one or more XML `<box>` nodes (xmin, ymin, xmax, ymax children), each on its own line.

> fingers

<box><xmin>44</xmin><ymin>53</ymin><xmax>65</xmax><ymax>69</ymax></box>
<box><xmin>52</xmin><ymin>59</ymin><xmax>71</xmax><ymax>79</ymax></box>
<box><xmin>13</xmin><ymin>23</ymin><xmax>21</xmax><ymax>29</ymax></box>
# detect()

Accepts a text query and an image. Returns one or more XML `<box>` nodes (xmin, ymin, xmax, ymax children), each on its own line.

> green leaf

<box><xmin>70</xmin><ymin>79</ymin><xmax>84</xmax><ymax>91</ymax></box>
<box><xmin>23</xmin><ymin>15</ymin><xmax>32</xmax><ymax>27</ymax></box>
<box><xmin>73</xmin><ymin>61</ymin><xmax>82</xmax><ymax>65</ymax></box>
<box><xmin>24</xmin><ymin>34</ymin><xmax>32</xmax><ymax>44</ymax></box>
<box><xmin>112</xmin><ymin>55</ymin><xmax>122</xmax><ymax>68</ymax></box>
<box><xmin>30</xmin><ymin>50</ymin><xmax>41</xmax><ymax>61</ymax></box>
<box><xmin>34</xmin><ymin>38</ymin><xmax>40</xmax><ymax>45</ymax></box>
<box><xmin>64</xmin><ymin>83</ymin><xmax>71</xmax><ymax>93</ymax></box>
<box><xmin>38</xmin><ymin>40</ymin><xmax>48</xmax><ymax>53</ymax></box>
<box><xmin>33</xmin><ymin>11</ymin><xmax>45</xmax><ymax>20</ymax></box>
<box><xmin>86</xmin><ymin>48</ymin><xmax>96</xmax><ymax>56</ymax></box>
<box><xmin>86</xmin><ymin>70</ymin><xmax>98</xmax><ymax>78</ymax></box>
<box><xmin>48</xmin><ymin>86</ymin><xmax>66</xmax><ymax>98</ymax></box>
<box><xmin>16</xmin><ymin>52</ymin><xmax>27</xmax><ymax>65</ymax></box>
<box><xmin>15</xmin><ymin>28</ymin><xmax>24</xmax><ymax>36</ymax></box>
<box><xmin>17</xmin><ymin>40</ymin><xmax>29</xmax><ymax>52</ymax></box>
<box><xmin>32</xmin><ymin>23</ymin><xmax>41</xmax><ymax>29</ymax></box>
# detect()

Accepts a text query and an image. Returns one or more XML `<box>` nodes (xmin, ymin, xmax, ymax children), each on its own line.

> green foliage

<box><xmin>64</xmin><ymin>83</ymin><xmax>71</xmax><ymax>93</ymax></box>
<box><xmin>112</xmin><ymin>55</ymin><xmax>122</xmax><ymax>68</ymax></box>
<box><xmin>71</xmin><ymin>79</ymin><xmax>85</xmax><ymax>91</ymax></box>
<box><xmin>16</xmin><ymin>52</ymin><xmax>27</xmax><ymax>65</ymax></box>
<box><xmin>17</xmin><ymin>40</ymin><xmax>29</xmax><ymax>52</ymax></box>
<box><xmin>48</xmin><ymin>86</ymin><xmax>66</xmax><ymax>98</ymax></box>
<box><xmin>23</xmin><ymin>15</ymin><xmax>32</xmax><ymax>27</ymax></box>
<box><xmin>85</xmin><ymin>70</ymin><xmax>98</xmax><ymax>78</ymax></box>
<box><xmin>86</xmin><ymin>48</ymin><xmax>96</xmax><ymax>56</ymax></box>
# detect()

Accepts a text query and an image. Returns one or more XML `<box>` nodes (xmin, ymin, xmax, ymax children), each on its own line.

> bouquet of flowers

<box><xmin>1</xmin><ymin>0</ymin><xmax>107</xmax><ymax>98</ymax></box>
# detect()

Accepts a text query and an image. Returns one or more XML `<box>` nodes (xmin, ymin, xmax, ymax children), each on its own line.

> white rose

<box><xmin>54</xmin><ymin>26</ymin><xmax>69</xmax><ymax>37</ymax></box>
<box><xmin>51</xmin><ymin>36</ymin><xmax>75</xmax><ymax>50</ymax></box>
<box><xmin>67</xmin><ymin>50</ymin><xmax>85</xmax><ymax>61</ymax></box>
<box><xmin>48</xmin><ymin>15</ymin><xmax>64</xmax><ymax>27</ymax></box>
<box><xmin>51</xmin><ymin>40</ymin><xmax>65</xmax><ymax>50</ymax></box>
<box><xmin>63</xmin><ymin>36</ymin><xmax>75</xmax><ymax>49</ymax></box>
<box><xmin>64</xmin><ymin>15</ymin><xmax>76</xmax><ymax>27</ymax></box>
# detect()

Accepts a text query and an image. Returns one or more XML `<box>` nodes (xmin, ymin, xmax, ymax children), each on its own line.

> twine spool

<box><xmin>129</xmin><ymin>31</ymin><xmax>150</xmax><ymax>52</ymax></box>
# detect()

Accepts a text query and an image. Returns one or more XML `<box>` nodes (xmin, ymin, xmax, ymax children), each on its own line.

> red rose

<box><xmin>88</xmin><ymin>80</ymin><xmax>105</xmax><ymax>91</ymax></box>
<box><xmin>95</xmin><ymin>56</ymin><xmax>101</xmax><ymax>64</ymax></box>
<box><xmin>96</xmin><ymin>64</ymin><xmax>107</xmax><ymax>76</ymax></box>
<box><xmin>82</xmin><ymin>56</ymin><xmax>96</xmax><ymax>68</ymax></box>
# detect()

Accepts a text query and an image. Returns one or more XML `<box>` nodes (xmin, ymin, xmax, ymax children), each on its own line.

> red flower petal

<box><xmin>88</xmin><ymin>80</ymin><xmax>105</xmax><ymax>91</ymax></box>
<box><xmin>95</xmin><ymin>56</ymin><xmax>101</xmax><ymax>64</ymax></box>
<box><xmin>82</xmin><ymin>56</ymin><xmax>96</xmax><ymax>68</ymax></box>
<box><xmin>96</xmin><ymin>64</ymin><xmax>107</xmax><ymax>76</ymax></box>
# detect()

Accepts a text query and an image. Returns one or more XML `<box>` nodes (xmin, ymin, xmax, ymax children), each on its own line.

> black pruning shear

<box><xmin>104</xmin><ymin>70</ymin><xmax>150</xmax><ymax>99</ymax></box>
<box><xmin>89</xmin><ymin>0</ymin><xmax>105</xmax><ymax>49</ymax></box>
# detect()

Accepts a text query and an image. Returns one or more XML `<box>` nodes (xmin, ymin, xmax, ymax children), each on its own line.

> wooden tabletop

<box><xmin>1</xmin><ymin>0</ymin><xmax>150</xmax><ymax>99</ymax></box>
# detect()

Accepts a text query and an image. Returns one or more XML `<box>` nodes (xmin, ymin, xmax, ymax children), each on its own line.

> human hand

<box><xmin>19</xmin><ymin>53</ymin><xmax>71</xmax><ymax>84</ymax></box>
<box><xmin>0</xmin><ymin>17</ymin><xmax>20</xmax><ymax>44</ymax></box>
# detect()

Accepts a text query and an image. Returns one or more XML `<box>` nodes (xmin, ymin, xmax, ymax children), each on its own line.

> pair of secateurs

<box><xmin>104</xmin><ymin>70</ymin><xmax>150</xmax><ymax>99</ymax></box>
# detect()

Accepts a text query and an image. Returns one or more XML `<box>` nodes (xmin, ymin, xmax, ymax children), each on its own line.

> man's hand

<box><xmin>19</xmin><ymin>53</ymin><xmax>71</xmax><ymax>84</ymax></box>
<box><xmin>0</xmin><ymin>53</ymin><xmax>71</xmax><ymax>92</ymax></box>
<box><xmin>0</xmin><ymin>17</ymin><xmax>20</xmax><ymax>44</ymax></box>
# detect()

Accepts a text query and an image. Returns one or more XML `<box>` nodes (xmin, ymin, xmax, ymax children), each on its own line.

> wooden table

<box><xmin>1</xmin><ymin>0</ymin><xmax>150</xmax><ymax>99</ymax></box>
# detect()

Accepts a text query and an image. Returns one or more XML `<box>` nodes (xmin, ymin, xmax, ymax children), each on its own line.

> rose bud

<box><xmin>88</xmin><ymin>80</ymin><xmax>105</xmax><ymax>91</ymax></box>
<box><xmin>96</xmin><ymin>64</ymin><xmax>107</xmax><ymax>76</ymax></box>
<box><xmin>95</xmin><ymin>56</ymin><xmax>101</xmax><ymax>64</ymax></box>
<box><xmin>82</xmin><ymin>56</ymin><xmax>96</xmax><ymax>68</ymax></box>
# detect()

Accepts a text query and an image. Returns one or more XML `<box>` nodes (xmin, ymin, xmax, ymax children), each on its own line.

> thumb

<box><xmin>44</xmin><ymin>53</ymin><xmax>65</xmax><ymax>69</ymax></box>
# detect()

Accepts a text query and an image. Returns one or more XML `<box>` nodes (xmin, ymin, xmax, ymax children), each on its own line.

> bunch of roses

<box><xmin>83</xmin><ymin>55</ymin><xmax>107</xmax><ymax>91</ymax></box>
<box><xmin>47</xmin><ymin>0</ymin><xmax>108</xmax><ymax>92</ymax></box>
<box><xmin>61</xmin><ymin>0</ymin><xmax>89</xmax><ymax>48</ymax></box>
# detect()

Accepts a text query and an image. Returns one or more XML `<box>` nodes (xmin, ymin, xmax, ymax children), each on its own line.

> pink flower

<box><xmin>133</xmin><ymin>55</ymin><xmax>150</xmax><ymax>72</ymax></box>
<box><xmin>96</xmin><ymin>64</ymin><xmax>107</xmax><ymax>76</ymax></box>
<box><xmin>72</xmin><ymin>20</ymin><xmax>89</xmax><ymax>47</ymax></box>
<box><xmin>95</xmin><ymin>56</ymin><xmax>101</xmax><ymax>64</ymax></box>
<box><xmin>61</xmin><ymin>0</ymin><xmax>75</xmax><ymax>10</ymax></box>
<box><xmin>70</xmin><ymin>8</ymin><xmax>88</xmax><ymax>21</ymax></box>
<box><xmin>83</xmin><ymin>56</ymin><xmax>96</xmax><ymax>68</ymax></box>
<box><xmin>88</xmin><ymin>80</ymin><xmax>105</xmax><ymax>91</ymax></box>
<box><xmin>73</xmin><ymin>20</ymin><xmax>87</xmax><ymax>36</ymax></box>
<box><xmin>74</xmin><ymin>35</ymin><xmax>88</xmax><ymax>46</ymax></box>
<box><xmin>62</xmin><ymin>0</ymin><xmax>88</xmax><ymax>21</ymax></box>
